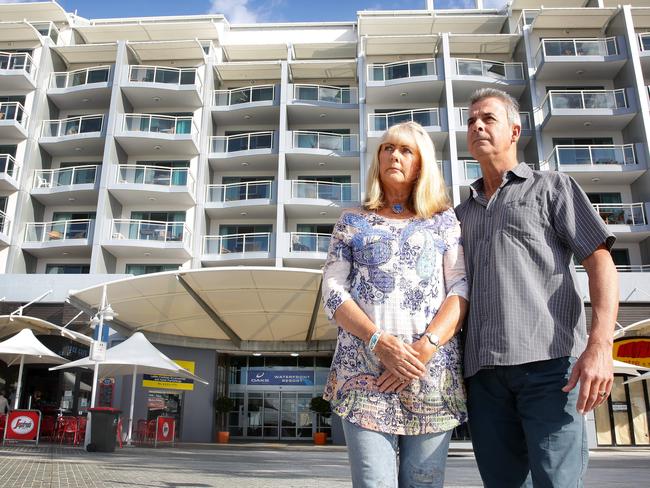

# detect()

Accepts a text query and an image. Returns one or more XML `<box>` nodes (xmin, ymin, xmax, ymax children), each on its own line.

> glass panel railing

<box><xmin>540</xmin><ymin>37</ymin><xmax>618</xmax><ymax>61</ymax></box>
<box><xmin>547</xmin><ymin>145</ymin><xmax>636</xmax><ymax>169</ymax></box>
<box><xmin>122</xmin><ymin>114</ymin><xmax>194</xmax><ymax>135</ymax></box>
<box><xmin>457</xmin><ymin>108</ymin><xmax>531</xmax><ymax>130</ymax></box>
<box><xmin>31</xmin><ymin>21</ymin><xmax>59</xmax><ymax>43</ymax></box>
<box><xmin>0</xmin><ymin>102</ymin><xmax>28</xmax><ymax>126</ymax></box>
<box><xmin>203</xmin><ymin>233</ymin><xmax>271</xmax><ymax>254</ymax></box>
<box><xmin>290</xmin><ymin>232</ymin><xmax>331</xmax><ymax>253</ymax></box>
<box><xmin>0</xmin><ymin>210</ymin><xmax>10</xmax><ymax>236</ymax></box>
<box><xmin>24</xmin><ymin>219</ymin><xmax>93</xmax><ymax>242</ymax></box>
<box><xmin>454</xmin><ymin>58</ymin><xmax>524</xmax><ymax>80</ymax></box>
<box><xmin>368</xmin><ymin>59</ymin><xmax>436</xmax><ymax>82</ymax></box>
<box><xmin>117</xmin><ymin>165</ymin><xmax>192</xmax><ymax>189</ymax></box>
<box><xmin>210</xmin><ymin>131</ymin><xmax>274</xmax><ymax>153</ymax></box>
<box><xmin>111</xmin><ymin>219</ymin><xmax>188</xmax><ymax>242</ymax></box>
<box><xmin>50</xmin><ymin>66</ymin><xmax>110</xmax><ymax>89</ymax></box>
<box><xmin>593</xmin><ymin>203</ymin><xmax>646</xmax><ymax>226</ymax></box>
<box><xmin>292</xmin><ymin>131</ymin><xmax>357</xmax><ymax>152</ymax></box>
<box><xmin>293</xmin><ymin>84</ymin><xmax>357</xmax><ymax>104</ymax></box>
<box><xmin>128</xmin><ymin>65</ymin><xmax>197</xmax><ymax>85</ymax></box>
<box><xmin>0</xmin><ymin>51</ymin><xmax>36</xmax><ymax>77</ymax></box>
<box><xmin>369</xmin><ymin>108</ymin><xmax>439</xmax><ymax>132</ymax></box>
<box><xmin>206</xmin><ymin>180</ymin><xmax>272</xmax><ymax>203</ymax></box>
<box><xmin>542</xmin><ymin>90</ymin><xmax>628</xmax><ymax>117</ymax></box>
<box><xmin>290</xmin><ymin>180</ymin><xmax>359</xmax><ymax>201</ymax></box>
<box><xmin>34</xmin><ymin>165</ymin><xmax>97</xmax><ymax>188</ymax></box>
<box><xmin>41</xmin><ymin>115</ymin><xmax>104</xmax><ymax>137</ymax></box>
<box><xmin>0</xmin><ymin>154</ymin><xmax>19</xmax><ymax>180</ymax></box>
<box><xmin>461</xmin><ymin>160</ymin><xmax>482</xmax><ymax>180</ymax></box>
<box><xmin>639</xmin><ymin>33</ymin><xmax>650</xmax><ymax>52</ymax></box>
<box><xmin>213</xmin><ymin>85</ymin><xmax>275</xmax><ymax>106</ymax></box>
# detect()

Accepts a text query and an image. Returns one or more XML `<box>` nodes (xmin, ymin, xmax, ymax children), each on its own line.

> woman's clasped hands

<box><xmin>373</xmin><ymin>333</ymin><xmax>434</xmax><ymax>394</ymax></box>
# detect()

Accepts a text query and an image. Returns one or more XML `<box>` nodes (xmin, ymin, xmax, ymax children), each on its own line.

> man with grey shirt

<box><xmin>455</xmin><ymin>88</ymin><xmax>619</xmax><ymax>487</ymax></box>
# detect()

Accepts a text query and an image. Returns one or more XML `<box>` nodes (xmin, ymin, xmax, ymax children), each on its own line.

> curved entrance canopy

<box><xmin>68</xmin><ymin>267</ymin><xmax>336</xmax><ymax>353</ymax></box>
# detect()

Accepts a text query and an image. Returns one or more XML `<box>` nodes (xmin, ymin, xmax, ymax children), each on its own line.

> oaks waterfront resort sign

<box><xmin>613</xmin><ymin>337</ymin><xmax>650</xmax><ymax>368</ymax></box>
<box><xmin>142</xmin><ymin>360</ymin><xmax>196</xmax><ymax>391</ymax></box>
<box><xmin>247</xmin><ymin>369</ymin><xmax>315</xmax><ymax>386</ymax></box>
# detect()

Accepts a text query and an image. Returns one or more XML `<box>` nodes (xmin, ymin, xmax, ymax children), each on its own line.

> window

<box><xmin>610</xmin><ymin>249</ymin><xmax>630</xmax><ymax>267</ymax></box>
<box><xmin>125</xmin><ymin>264</ymin><xmax>179</xmax><ymax>275</ymax></box>
<box><xmin>45</xmin><ymin>264</ymin><xmax>90</xmax><ymax>274</ymax></box>
<box><xmin>586</xmin><ymin>193</ymin><xmax>622</xmax><ymax>204</ymax></box>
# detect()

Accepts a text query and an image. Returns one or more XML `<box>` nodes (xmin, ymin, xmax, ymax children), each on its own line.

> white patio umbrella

<box><xmin>624</xmin><ymin>370</ymin><xmax>650</xmax><ymax>385</ymax></box>
<box><xmin>0</xmin><ymin>328</ymin><xmax>68</xmax><ymax>409</ymax></box>
<box><xmin>50</xmin><ymin>332</ymin><xmax>208</xmax><ymax>444</ymax></box>
<box><xmin>613</xmin><ymin>359</ymin><xmax>650</xmax><ymax>375</ymax></box>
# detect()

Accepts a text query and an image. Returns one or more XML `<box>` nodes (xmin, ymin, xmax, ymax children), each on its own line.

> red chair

<box><xmin>145</xmin><ymin>419</ymin><xmax>156</xmax><ymax>445</ymax></box>
<box><xmin>0</xmin><ymin>414</ymin><xmax>6</xmax><ymax>438</ymax></box>
<box><xmin>135</xmin><ymin>419</ymin><xmax>147</xmax><ymax>445</ymax></box>
<box><xmin>60</xmin><ymin>417</ymin><xmax>79</xmax><ymax>445</ymax></box>
<box><xmin>77</xmin><ymin>416</ymin><xmax>87</xmax><ymax>446</ymax></box>
<box><xmin>116</xmin><ymin>417</ymin><xmax>123</xmax><ymax>448</ymax></box>
<box><xmin>40</xmin><ymin>415</ymin><xmax>57</xmax><ymax>441</ymax></box>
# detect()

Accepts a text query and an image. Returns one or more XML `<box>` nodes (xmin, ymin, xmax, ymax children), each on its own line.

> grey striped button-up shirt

<box><xmin>455</xmin><ymin>163</ymin><xmax>615</xmax><ymax>378</ymax></box>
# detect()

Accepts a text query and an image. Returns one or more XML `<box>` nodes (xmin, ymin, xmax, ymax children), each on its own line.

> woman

<box><xmin>321</xmin><ymin>122</ymin><xmax>468</xmax><ymax>488</ymax></box>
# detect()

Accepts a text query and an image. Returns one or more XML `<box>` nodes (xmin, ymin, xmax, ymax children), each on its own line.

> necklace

<box><xmin>391</xmin><ymin>203</ymin><xmax>405</xmax><ymax>214</ymax></box>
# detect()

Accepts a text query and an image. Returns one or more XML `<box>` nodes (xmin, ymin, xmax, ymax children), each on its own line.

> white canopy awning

<box><xmin>448</xmin><ymin>34</ymin><xmax>522</xmax><ymax>56</ymax></box>
<box><xmin>289</xmin><ymin>60</ymin><xmax>357</xmax><ymax>80</ymax></box>
<box><xmin>127</xmin><ymin>40</ymin><xmax>206</xmax><ymax>63</ymax></box>
<box><xmin>222</xmin><ymin>43</ymin><xmax>288</xmax><ymax>61</ymax></box>
<box><xmin>0</xmin><ymin>21</ymin><xmax>43</xmax><ymax>45</ymax></box>
<box><xmin>292</xmin><ymin>42</ymin><xmax>357</xmax><ymax>60</ymax></box>
<box><xmin>529</xmin><ymin>8</ymin><xmax>618</xmax><ymax>30</ymax></box>
<box><xmin>0</xmin><ymin>1</ymin><xmax>69</xmax><ymax>23</ymax></box>
<box><xmin>51</xmin><ymin>43</ymin><xmax>118</xmax><ymax>66</ymax></box>
<box><xmin>0</xmin><ymin>315</ymin><xmax>92</xmax><ymax>345</ymax></box>
<box><xmin>364</xmin><ymin>35</ymin><xmax>439</xmax><ymax>56</ymax></box>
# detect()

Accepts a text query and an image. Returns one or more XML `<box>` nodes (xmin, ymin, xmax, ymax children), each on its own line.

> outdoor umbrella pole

<box><xmin>127</xmin><ymin>364</ymin><xmax>137</xmax><ymax>445</ymax></box>
<box><xmin>14</xmin><ymin>355</ymin><xmax>25</xmax><ymax>409</ymax></box>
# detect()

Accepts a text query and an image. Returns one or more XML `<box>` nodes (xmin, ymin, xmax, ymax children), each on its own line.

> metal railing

<box><xmin>0</xmin><ymin>51</ymin><xmax>36</xmax><ymax>77</ymax></box>
<box><xmin>369</xmin><ymin>108</ymin><xmax>439</xmax><ymax>132</ymax></box>
<box><xmin>454</xmin><ymin>58</ymin><xmax>524</xmax><ymax>80</ymax></box>
<box><xmin>289</xmin><ymin>232</ymin><xmax>331</xmax><ymax>253</ymax></box>
<box><xmin>128</xmin><ymin>65</ymin><xmax>200</xmax><ymax>87</ymax></box>
<box><xmin>0</xmin><ymin>154</ymin><xmax>19</xmax><ymax>180</ymax></box>
<box><xmin>639</xmin><ymin>33</ymin><xmax>650</xmax><ymax>52</ymax></box>
<box><xmin>24</xmin><ymin>219</ymin><xmax>94</xmax><ymax>242</ymax></box>
<box><xmin>461</xmin><ymin>160</ymin><xmax>482</xmax><ymax>180</ymax></box>
<box><xmin>206</xmin><ymin>180</ymin><xmax>273</xmax><ymax>203</ymax></box>
<box><xmin>290</xmin><ymin>180</ymin><xmax>359</xmax><ymax>201</ymax></box>
<box><xmin>111</xmin><ymin>219</ymin><xmax>190</xmax><ymax>243</ymax></box>
<box><xmin>210</xmin><ymin>131</ymin><xmax>274</xmax><ymax>153</ymax></box>
<box><xmin>536</xmin><ymin>38</ymin><xmax>618</xmax><ymax>66</ymax></box>
<box><xmin>50</xmin><ymin>65</ymin><xmax>110</xmax><ymax>89</ymax></box>
<box><xmin>576</xmin><ymin>264</ymin><xmax>650</xmax><ymax>273</ymax></box>
<box><xmin>517</xmin><ymin>9</ymin><xmax>539</xmax><ymax>32</ymax></box>
<box><xmin>117</xmin><ymin>165</ymin><xmax>193</xmax><ymax>190</ymax></box>
<box><xmin>458</xmin><ymin>108</ymin><xmax>531</xmax><ymax>130</ymax></box>
<box><xmin>31</xmin><ymin>21</ymin><xmax>59</xmax><ymax>43</ymax></box>
<box><xmin>0</xmin><ymin>210</ymin><xmax>10</xmax><ymax>236</ymax></box>
<box><xmin>41</xmin><ymin>114</ymin><xmax>103</xmax><ymax>137</ymax></box>
<box><xmin>0</xmin><ymin>102</ymin><xmax>28</xmax><ymax>127</ymax></box>
<box><xmin>203</xmin><ymin>232</ymin><xmax>271</xmax><ymax>255</ymax></box>
<box><xmin>213</xmin><ymin>84</ymin><xmax>275</xmax><ymax>106</ymax></box>
<box><xmin>292</xmin><ymin>131</ymin><xmax>358</xmax><ymax>152</ymax></box>
<box><xmin>367</xmin><ymin>58</ymin><xmax>437</xmax><ymax>82</ymax></box>
<box><xmin>546</xmin><ymin>145</ymin><xmax>636</xmax><ymax>169</ymax></box>
<box><xmin>541</xmin><ymin>89</ymin><xmax>628</xmax><ymax>118</ymax></box>
<box><xmin>34</xmin><ymin>165</ymin><xmax>97</xmax><ymax>189</ymax></box>
<box><xmin>122</xmin><ymin>114</ymin><xmax>195</xmax><ymax>135</ymax></box>
<box><xmin>593</xmin><ymin>203</ymin><xmax>646</xmax><ymax>226</ymax></box>
<box><xmin>292</xmin><ymin>84</ymin><xmax>357</xmax><ymax>104</ymax></box>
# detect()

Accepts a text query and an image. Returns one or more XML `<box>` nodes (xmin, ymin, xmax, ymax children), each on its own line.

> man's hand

<box><xmin>562</xmin><ymin>342</ymin><xmax>613</xmax><ymax>414</ymax></box>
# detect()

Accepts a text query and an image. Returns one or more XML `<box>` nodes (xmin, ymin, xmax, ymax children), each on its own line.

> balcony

<box><xmin>212</xmin><ymin>85</ymin><xmax>279</xmax><ymax>124</ymax></box>
<box><xmin>104</xmin><ymin>219</ymin><xmax>192</xmax><ymax>258</ymax></box>
<box><xmin>0</xmin><ymin>102</ymin><xmax>29</xmax><ymax>140</ymax></box>
<box><xmin>208</xmin><ymin>131</ymin><xmax>277</xmax><ymax>170</ymax></box>
<box><xmin>109</xmin><ymin>165</ymin><xmax>195</xmax><ymax>206</ymax></box>
<box><xmin>286</xmin><ymin>131</ymin><xmax>359</xmax><ymax>170</ymax></box>
<box><xmin>0</xmin><ymin>210</ymin><xmax>10</xmax><ymax>247</ymax></box>
<box><xmin>544</xmin><ymin>144</ymin><xmax>645</xmax><ymax>184</ymax></box>
<box><xmin>366</xmin><ymin>58</ymin><xmax>442</xmax><ymax>104</ymax></box>
<box><xmin>115</xmin><ymin>114</ymin><xmax>199</xmax><ymax>156</ymax></box>
<box><xmin>535</xmin><ymin>37</ymin><xmax>624</xmax><ymax>80</ymax></box>
<box><xmin>23</xmin><ymin>219</ymin><xmax>94</xmax><ymax>257</ymax></box>
<box><xmin>39</xmin><ymin>115</ymin><xmax>105</xmax><ymax>156</ymax></box>
<box><xmin>202</xmin><ymin>232</ymin><xmax>274</xmax><ymax>266</ymax></box>
<box><xmin>48</xmin><ymin>66</ymin><xmax>112</xmax><ymax>109</ymax></box>
<box><xmin>0</xmin><ymin>154</ymin><xmax>20</xmax><ymax>191</ymax></box>
<box><xmin>638</xmin><ymin>33</ymin><xmax>650</xmax><ymax>75</ymax></box>
<box><xmin>457</xmin><ymin>160</ymin><xmax>482</xmax><ymax>186</ymax></box>
<box><xmin>456</xmin><ymin>108</ymin><xmax>532</xmax><ymax>150</ymax></box>
<box><xmin>288</xmin><ymin>84</ymin><xmax>358</xmax><ymax>124</ymax></box>
<box><xmin>32</xmin><ymin>165</ymin><xmax>99</xmax><ymax>205</ymax></box>
<box><xmin>451</xmin><ymin>58</ymin><xmax>525</xmax><ymax>100</ymax></box>
<box><xmin>540</xmin><ymin>89</ymin><xmax>634</xmax><ymax>131</ymax></box>
<box><xmin>285</xmin><ymin>180</ymin><xmax>359</xmax><ymax>218</ymax></box>
<box><xmin>204</xmin><ymin>180</ymin><xmax>275</xmax><ymax>218</ymax></box>
<box><xmin>122</xmin><ymin>65</ymin><xmax>203</xmax><ymax>108</ymax></box>
<box><xmin>368</xmin><ymin>108</ymin><xmax>445</xmax><ymax>147</ymax></box>
<box><xmin>283</xmin><ymin>232</ymin><xmax>330</xmax><ymax>268</ymax></box>
<box><xmin>593</xmin><ymin>203</ymin><xmax>650</xmax><ymax>243</ymax></box>
<box><xmin>0</xmin><ymin>51</ymin><xmax>37</xmax><ymax>91</ymax></box>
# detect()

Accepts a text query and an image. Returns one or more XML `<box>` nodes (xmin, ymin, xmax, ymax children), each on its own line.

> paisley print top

<box><xmin>321</xmin><ymin>208</ymin><xmax>469</xmax><ymax>435</ymax></box>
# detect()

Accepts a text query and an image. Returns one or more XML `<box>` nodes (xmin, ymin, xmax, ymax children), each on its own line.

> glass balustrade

<box><xmin>34</xmin><ymin>165</ymin><xmax>97</xmax><ymax>188</ymax></box>
<box><xmin>593</xmin><ymin>203</ymin><xmax>646</xmax><ymax>226</ymax></box>
<box><xmin>206</xmin><ymin>181</ymin><xmax>272</xmax><ymax>202</ymax></box>
<box><xmin>291</xmin><ymin>180</ymin><xmax>358</xmax><ymax>201</ymax></box>
<box><xmin>369</xmin><ymin>109</ymin><xmax>439</xmax><ymax>132</ymax></box>
<box><xmin>51</xmin><ymin>66</ymin><xmax>110</xmax><ymax>89</ymax></box>
<box><xmin>24</xmin><ymin>219</ymin><xmax>93</xmax><ymax>242</ymax></box>
<box><xmin>123</xmin><ymin>114</ymin><xmax>193</xmax><ymax>135</ymax></box>
<box><xmin>0</xmin><ymin>210</ymin><xmax>10</xmax><ymax>235</ymax></box>
<box><xmin>203</xmin><ymin>233</ymin><xmax>271</xmax><ymax>254</ymax></box>
<box><xmin>42</xmin><ymin>115</ymin><xmax>103</xmax><ymax>137</ymax></box>
<box><xmin>129</xmin><ymin>65</ymin><xmax>197</xmax><ymax>85</ymax></box>
<box><xmin>455</xmin><ymin>58</ymin><xmax>523</xmax><ymax>80</ymax></box>
<box><xmin>0</xmin><ymin>52</ymin><xmax>35</xmax><ymax>76</ymax></box>
<box><xmin>639</xmin><ymin>33</ymin><xmax>650</xmax><ymax>52</ymax></box>
<box><xmin>462</xmin><ymin>160</ymin><xmax>482</xmax><ymax>180</ymax></box>
<box><xmin>540</xmin><ymin>38</ymin><xmax>617</xmax><ymax>58</ymax></box>
<box><xmin>111</xmin><ymin>219</ymin><xmax>188</xmax><ymax>242</ymax></box>
<box><xmin>117</xmin><ymin>165</ymin><xmax>192</xmax><ymax>188</ymax></box>
<box><xmin>368</xmin><ymin>59</ymin><xmax>436</xmax><ymax>82</ymax></box>
<box><xmin>542</xmin><ymin>90</ymin><xmax>627</xmax><ymax>117</ymax></box>
<box><xmin>210</xmin><ymin>132</ymin><xmax>274</xmax><ymax>153</ymax></box>
<box><xmin>0</xmin><ymin>154</ymin><xmax>19</xmax><ymax>180</ymax></box>
<box><xmin>214</xmin><ymin>85</ymin><xmax>275</xmax><ymax>106</ymax></box>
<box><xmin>548</xmin><ymin>145</ymin><xmax>636</xmax><ymax>168</ymax></box>
<box><xmin>0</xmin><ymin>102</ymin><xmax>28</xmax><ymax>126</ymax></box>
<box><xmin>293</xmin><ymin>131</ymin><xmax>357</xmax><ymax>151</ymax></box>
<box><xmin>293</xmin><ymin>84</ymin><xmax>356</xmax><ymax>104</ymax></box>
<box><xmin>290</xmin><ymin>233</ymin><xmax>331</xmax><ymax>253</ymax></box>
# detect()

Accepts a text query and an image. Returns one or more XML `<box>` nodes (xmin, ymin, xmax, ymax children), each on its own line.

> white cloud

<box><xmin>208</xmin><ymin>0</ymin><xmax>259</xmax><ymax>23</ymax></box>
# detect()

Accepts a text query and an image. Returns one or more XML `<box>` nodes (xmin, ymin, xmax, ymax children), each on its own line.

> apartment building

<box><xmin>0</xmin><ymin>0</ymin><xmax>649</xmax><ymax>445</ymax></box>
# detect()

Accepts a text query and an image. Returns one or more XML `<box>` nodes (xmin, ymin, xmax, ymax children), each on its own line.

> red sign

<box><xmin>614</xmin><ymin>337</ymin><xmax>650</xmax><ymax>368</ymax></box>
<box><xmin>3</xmin><ymin>410</ymin><xmax>41</xmax><ymax>444</ymax></box>
<box><xmin>155</xmin><ymin>416</ymin><xmax>175</xmax><ymax>446</ymax></box>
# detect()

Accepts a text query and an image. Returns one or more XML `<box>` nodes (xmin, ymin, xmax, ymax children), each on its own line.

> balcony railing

<box><xmin>206</xmin><ymin>180</ymin><xmax>273</xmax><ymax>203</ymax></box>
<box><xmin>517</xmin><ymin>9</ymin><xmax>539</xmax><ymax>32</ymax></box>
<box><xmin>24</xmin><ymin>219</ymin><xmax>94</xmax><ymax>242</ymax></box>
<box><xmin>541</xmin><ymin>89</ymin><xmax>628</xmax><ymax>117</ymax></box>
<box><xmin>122</xmin><ymin>114</ymin><xmax>195</xmax><ymax>135</ymax></box>
<box><xmin>290</xmin><ymin>232</ymin><xmax>331</xmax><ymax>253</ymax></box>
<box><xmin>0</xmin><ymin>210</ymin><xmax>10</xmax><ymax>236</ymax></box>
<box><xmin>292</xmin><ymin>84</ymin><xmax>357</xmax><ymax>104</ymax></box>
<box><xmin>117</xmin><ymin>165</ymin><xmax>193</xmax><ymax>190</ymax></box>
<box><xmin>639</xmin><ymin>33</ymin><xmax>650</xmax><ymax>52</ymax></box>
<box><xmin>128</xmin><ymin>65</ymin><xmax>200</xmax><ymax>87</ymax></box>
<box><xmin>34</xmin><ymin>165</ymin><xmax>97</xmax><ymax>189</ymax></box>
<box><xmin>203</xmin><ymin>232</ymin><xmax>271</xmax><ymax>255</ymax></box>
<box><xmin>458</xmin><ymin>108</ymin><xmax>531</xmax><ymax>130</ymax></box>
<box><xmin>546</xmin><ymin>145</ymin><xmax>636</xmax><ymax>169</ymax></box>
<box><xmin>292</xmin><ymin>131</ymin><xmax>358</xmax><ymax>152</ymax></box>
<box><xmin>368</xmin><ymin>58</ymin><xmax>437</xmax><ymax>82</ymax></box>
<box><xmin>210</xmin><ymin>131</ymin><xmax>274</xmax><ymax>153</ymax></box>
<box><xmin>50</xmin><ymin>65</ymin><xmax>110</xmax><ymax>89</ymax></box>
<box><xmin>111</xmin><ymin>219</ymin><xmax>189</xmax><ymax>243</ymax></box>
<box><xmin>369</xmin><ymin>108</ymin><xmax>439</xmax><ymax>132</ymax></box>
<box><xmin>41</xmin><ymin>115</ymin><xmax>104</xmax><ymax>137</ymax></box>
<box><xmin>454</xmin><ymin>58</ymin><xmax>524</xmax><ymax>80</ymax></box>
<box><xmin>213</xmin><ymin>85</ymin><xmax>275</xmax><ymax>106</ymax></box>
<box><xmin>461</xmin><ymin>160</ymin><xmax>482</xmax><ymax>180</ymax></box>
<box><xmin>0</xmin><ymin>51</ymin><xmax>36</xmax><ymax>77</ymax></box>
<box><xmin>0</xmin><ymin>154</ymin><xmax>20</xmax><ymax>180</ymax></box>
<box><xmin>593</xmin><ymin>203</ymin><xmax>646</xmax><ymax>226</ymax></box>
<box><xmin>291</xmin><ymin>180</ymin><xmax>359</xmax><ymax>201</ymax></box>
<box><xmin>536</xmin><ymin>38</ymin><xmax>618</xmax><ymax>66</ymax></box>
<box><xmin>0</xmin><ymin>102</ymin><xmax>28</xmax><ymax>127</ymax></box>
<box><xmin>576</xmin><ymin>264</ymin><xmax>650</xmax><ymax>273</ymax></box>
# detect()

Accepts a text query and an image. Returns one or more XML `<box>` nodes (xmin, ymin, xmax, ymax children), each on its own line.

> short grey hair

<box><xmin>469</xmin><ymin>88</ymin><xmax>521</xmax><ymax>126</ymax></box>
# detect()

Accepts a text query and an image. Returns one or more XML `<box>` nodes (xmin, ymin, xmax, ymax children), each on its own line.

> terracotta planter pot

<box><xmin>313</xmin><ymin>432</ymin><xmax>327</xmax><ymax>445</ymax></box>
<box><xmin>217</xmin><ymin>431</ymin><xmax>230</xmax><ymax>443</ymax></box>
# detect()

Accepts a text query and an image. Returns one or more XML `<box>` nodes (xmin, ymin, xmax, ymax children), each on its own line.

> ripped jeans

<box><xmin>342</xmin><ymin>419</ymin><xmax>453</xmax><ymax>488</ymax></box>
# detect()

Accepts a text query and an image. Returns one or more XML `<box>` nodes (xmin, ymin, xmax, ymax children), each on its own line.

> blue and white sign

<box><xmin>247</xmin><ymin>370</ymin><xmax>314</xmax><ymax>386</ymax></box>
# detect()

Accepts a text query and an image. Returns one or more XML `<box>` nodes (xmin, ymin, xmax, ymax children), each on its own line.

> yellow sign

<box><xmin>142</xmin><ymin>360</ymin><xmax>196</xmax><ymax>391</ymax></box>
<box><xmin>613</xmin><ymin>338</ymin><xmax>650</xmax><ymax>368</ymax></box>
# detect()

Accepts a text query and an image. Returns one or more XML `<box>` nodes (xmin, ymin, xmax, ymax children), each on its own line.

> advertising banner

<box><xmin>143</xmin><ymin>360</ymin><xmax>195</xmax><ymax>391</ymax></box>
<box><xmin>247</xmin><ymin>369</ymin><xmax>314</xmax><ymax>386</ymax></box>
<box><xmin>155</xmin><ymin>416</ymin><xmax>175</xmax><ymax>447</ymax></box>
<box><xmin>613</xmin><ymin>337</ymin><xmax>650</xmax><ymax>368</ymax></box>
<box><xmin>3</xmin><ymin>410</ymin><xmax>41</xmax><ymax>445</ymax></box>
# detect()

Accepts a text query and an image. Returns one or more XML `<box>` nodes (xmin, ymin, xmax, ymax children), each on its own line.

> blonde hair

<box><xmin>364</xmin><ymin>121</ymin><xmax>449</xmax><ymax>218</ymax></box>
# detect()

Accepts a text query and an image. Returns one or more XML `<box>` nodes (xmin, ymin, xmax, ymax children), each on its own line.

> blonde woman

<box><xmin>322</xmin><ymin>122</ymin><xmax>469</xmax><ymax>488</ymax></box>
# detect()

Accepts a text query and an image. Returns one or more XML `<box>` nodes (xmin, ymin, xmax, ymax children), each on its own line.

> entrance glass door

<box><xmin>280</xmin><ymin>393</ymin><xmax>312</xmax><ymax>440</ymax></box>
<box><xmin>244</xmin><ymin>391</ymin><xmax>312</xmax><ymax>440</ymax></box>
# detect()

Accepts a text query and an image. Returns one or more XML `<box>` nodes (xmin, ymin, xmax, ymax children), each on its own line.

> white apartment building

<box><xmin>0</xmin><ymin>0</ymin><xmax>649</xmax><ymax>446</ymax></box>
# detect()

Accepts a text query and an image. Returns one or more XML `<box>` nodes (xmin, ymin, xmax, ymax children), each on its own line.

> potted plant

<box><xmin>310</xmin><ymin>396</ymin><xmax>331</xmax><ymax>445</ymax></box>
<box><xmin>214</xmin><ymin>395</ymin><xmax>235</xmax><ymax>443</ymax></box>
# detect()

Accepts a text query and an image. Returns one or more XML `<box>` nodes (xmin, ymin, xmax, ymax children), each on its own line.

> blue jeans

<box><xmin>342</xmin><ymin>418</ymin><xmax>453</xmax><ymax>488</ymax></box>
<box><xmin>467</xmin><ymin>357</ymin><xmax>588</xmax><ymax>488</ymax></box>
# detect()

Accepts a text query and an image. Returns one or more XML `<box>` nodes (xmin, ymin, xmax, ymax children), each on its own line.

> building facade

<box><xmin>0</xmin><ymin>0</ymin><xmax>649</xmax><ymax>445</ymax></box>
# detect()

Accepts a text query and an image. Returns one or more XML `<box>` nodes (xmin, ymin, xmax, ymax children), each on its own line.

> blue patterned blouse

<box><xmin>321</xmin><ymin>208</ymin><xmax>469</xmax><ymax>435</ymax></box>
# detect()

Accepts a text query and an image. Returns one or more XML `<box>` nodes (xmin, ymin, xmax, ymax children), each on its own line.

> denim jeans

<box><xmin>467</xmin><ymin>357</ymin><xmax>588</xmax><ymax>488</ymax></box>
<box><xmin>342</xmin><ymin>418</ymin><xmax>453</xmax><ymax>488</ymax></box>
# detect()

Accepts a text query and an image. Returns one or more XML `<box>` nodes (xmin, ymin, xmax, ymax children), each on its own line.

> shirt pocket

<box><xmin>501</xmin><ymin>199</ymin><xmax>544</xmax><ymax>240</ymax></box>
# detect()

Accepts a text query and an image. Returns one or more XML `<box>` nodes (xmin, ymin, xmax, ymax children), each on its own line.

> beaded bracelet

<box><xmin>368</xmin><ymin>330</ymin><xmax>383</xmax><ymax>351</ymax></box>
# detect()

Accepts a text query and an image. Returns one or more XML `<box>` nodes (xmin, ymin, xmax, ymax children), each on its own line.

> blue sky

<box><xmin>5</xmin><ymin>0</ymin><xmax>508</xmax><ymax>22</ymax></box>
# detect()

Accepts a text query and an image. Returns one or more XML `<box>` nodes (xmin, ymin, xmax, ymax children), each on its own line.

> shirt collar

<box><xmin>469</xmin><ymin>162</ymin><xmax>531</xmax><ymax>199</ymax></box>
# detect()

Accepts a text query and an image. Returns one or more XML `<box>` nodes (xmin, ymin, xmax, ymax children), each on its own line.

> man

<box><xmin>456</xmin><ymin>88</ymin><xmax>619</xmax><ymax>487</ymax></box>
<box><xmin>0</xmin><ymin>389</ymin><xmax>9</xmax><ymax>414</ymax></box>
